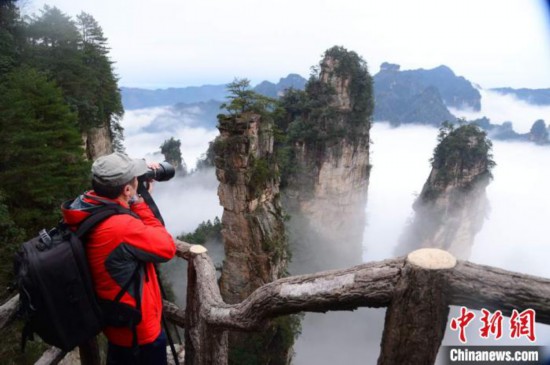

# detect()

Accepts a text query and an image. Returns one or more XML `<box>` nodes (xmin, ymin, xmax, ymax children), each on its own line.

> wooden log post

<box><xmin>446</xmin><ymin>261</ymin><xmax>550</xmax><ymax>323</ymax></box>
<box><xmin>184</xmin><ymin>245</ymin><xmax>229</xmax><ymax>365</ymax></box>
<box><xmin>34</xmin><ymin>347</ymin><xmax>66</xmax><ymax>365</ymax></box>
<box><xmin>163</xmin><ymin>299</ymin><xmax>186</xmax><ymax>328</ymax></box>
<box><xmin>0</xmin><ymin>294</ymin><xmax>19</xmax><ymax>329</ymax></box>
<box><xmin>378</xmin><ymin>249</ymin><xmax>457</xmax><ymax>365</ymax></box>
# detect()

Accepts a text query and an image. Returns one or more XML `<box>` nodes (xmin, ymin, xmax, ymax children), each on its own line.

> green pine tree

<box><xmin>0</xmin><ymin>0</ymin><xmax>21</xmax><ymax>76</ymax></box>
<box><xmin>76</xmin><ymin>12</ymin><xmax>125</xmax><ymax>151</ymax></box>
<box><xmin>0</xmin><ymin>67</ymin><xmax>90</xmax><ymax>234</ymax></box>
<box><xmin>25</xmin><ymin>7</ymin><xmax>125</xmax><ymax>154</ymax></box>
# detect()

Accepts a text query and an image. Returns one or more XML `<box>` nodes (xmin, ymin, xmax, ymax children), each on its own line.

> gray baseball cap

<box><xmin>91</xmin><ymin>152</ymin><xmax>149</xmax><ymax>186</ymax></box>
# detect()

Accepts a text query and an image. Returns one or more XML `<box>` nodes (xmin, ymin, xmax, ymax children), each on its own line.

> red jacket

<box><xmin>62</xmin><ymin>191</ymin><xmax>176</xmax><ymax>346</ymax></box>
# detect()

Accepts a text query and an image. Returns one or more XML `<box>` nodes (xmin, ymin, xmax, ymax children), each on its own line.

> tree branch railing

<box><xmin>179</xmin><ymin>244</ymin><xmax>550</xmax><ymax>365</ymax></box>
<box><xmin>2</xmin><ymin>240</ymin><xmax>550</xmax><ymax>365</ymax></box>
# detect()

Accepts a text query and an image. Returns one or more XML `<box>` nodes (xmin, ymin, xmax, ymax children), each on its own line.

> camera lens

<box><xmin>143</xmin><ymin>162</ymin><xmax>175</xmax><ymax>182</ymax></box>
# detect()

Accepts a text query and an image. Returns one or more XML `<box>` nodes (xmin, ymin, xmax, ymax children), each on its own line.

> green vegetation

<box><xmin>215</xmin><ymin>47</ymin><xmax>374</xmax><ymax>190</ymax></box>
<box><xmin>430</xmin><ymin>121</ymin><xmax>495</xmax><ymax>188</ymax></box>
<box><xmin>249</xmin><ymin>155</ymin><xmax>279</xmax><ymax>198</ymax></box>
<box><xmin>178</xmin><ymin>217</ymin><xmax>222</xmax><ymax>245</ymax></box>
<box><xmin>24</xmin><ymin>6</ymin><xmax>124</xmax><ymax>149</ymax></box>
<box><xmin>160</xmin><ymin>137</ymin><xmax>187</xmax><ymax>174</ymax></box>
<box><xmin>276</xmin><ymin>46</ymin><xmax>373</xmax><ymax>144</ymax></box>
<box><xmin>221</xmin><ymin>78</ymin><xmax>276</xmax><ymax>117</ymax></box>
<box><xmin>215</xmin><ymin>81</ymin><xmax>298</xmax><ymax>365</ymax></box>
<box><xmin>229</xmin><ymin>315</ymin><xmax>302</xmax><ymax>365</ymax></box>
<box><xmin>272</xmin><ymin>46</ymin><xmax>373</xmax><ymax>185</ymax></box>
<box><xmin>215</xmin><ymin>79</ymin><xmax>281</xmax><ymax>195</ymax></box>
<box><xmin>0</xmin><ymin>67</ymin><xmax>90</xmax><ymax>235</ymax></box>
<box><xmin>0</xmin><ymin>2</ymin><xmax>121</xmax><ymax>235</ymax></box>
<box><xmin>212</xmin><ymin>133</ymin><xmax>246</xmax><ymax>185</ymax></box>
<box><xmin>196</xmin><ymin>140</ymin><xmax>216</xmax><ymax>170</ymax></box>
<box><xmin>0</xmin><ymin>192</ymin><xmax>24</xmax><ymax>302</ymax></box>
<box><xmin>0</xmin><ymin>3</ymin><xmax>123</xmax><ymax>362</ymax></box>
<box><xmin>324</xmin><ymin>45</ymin><xmax>374</xmax><ymax>126</ymax></box>
<box><xmin>214</xmin><ymin>48</ymin><xmax>372</xmax><ymax>365</ymax></box>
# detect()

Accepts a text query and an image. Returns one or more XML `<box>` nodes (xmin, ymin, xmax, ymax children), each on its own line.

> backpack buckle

<box><xmin>38</xmin><ymin>229</ymin><xmax>52</xmax><ymax>247</ymax></box>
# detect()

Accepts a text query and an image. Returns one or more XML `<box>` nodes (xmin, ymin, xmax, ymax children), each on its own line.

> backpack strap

<box><xmin>75</xmin><ymin>204</ymin><xmax>138</xmax><ymax>239</ymax></box>
<box><xmin>75</xmin><ymin>201</ymin><xmax>143</xmax><ymax>359</ymax></box>
<box><xmin>110</xmin><ymin>262</ymin><xmax>143</xmax><ymax>362</ymax></box>
<box><xmin>21</xmin><ymin>322</ymin><xmax>34</xmax><ymax>352</ymax></box>
<box><xmin>131</xmin><ymin>265</ymin><xmax>142</xmax><ymax>362</ymax></box>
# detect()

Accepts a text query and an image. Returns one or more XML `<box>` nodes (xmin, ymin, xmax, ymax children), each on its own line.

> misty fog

<box><xmin>122</xmin><ymin>107</ymin><xmax>219</xmax><ymax>171</ymax></box>
<box><xmin>120</xmin><ymin>92</ymin><xmax>550</xmax><ymax>363</ymax></box>
<box><xmin>449</xmin><ymin>89</ymin><xmax>550</xmax><ymax>133</ymax></box>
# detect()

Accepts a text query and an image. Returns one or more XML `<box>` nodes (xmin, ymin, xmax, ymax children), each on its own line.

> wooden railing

<box><xmin>2</xmin><ymin>241</ymin><xmax>550</xmax><ymax>365</ymax></box>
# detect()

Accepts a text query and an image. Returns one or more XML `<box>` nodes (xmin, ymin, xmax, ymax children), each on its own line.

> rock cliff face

<box><xmin>215</xmin><ymin>112</ymin><xmax>288</xmax><ymax>302</ymax></box>
<box><xmin>82</xmin><ymin>124</ymin><xmax>113</xmax><ymax>160</ymax></box>
<box><xmin>215</xmin><ymin>111</ymin><xmax>290</xmax><ymax>363</ymax></box>
<box><xmin>283</xmin><ymin>47</ymin><xmax>372</xmax><ymax>271</ymax></box>
<box><xmin>288</xmin><ymin>136</ymin><xmax>370</xmax><ymax>269</ymax></box>
<box><xmin>396</xmin><ymin>124</ymin><xmax>494</xmax><ymax>259</ymax></box>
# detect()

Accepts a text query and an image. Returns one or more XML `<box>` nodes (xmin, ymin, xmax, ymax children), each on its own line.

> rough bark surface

<box><xmin>0</xmin><ymin>294</ymin><xmax>19</xmax><ymax>329</ymax></box>
<box><xmin>185</xmin><ymin>252</ymin><xmax>228</xmax><ymax>365</ymax></box>
<box><xmin>163</xmin><ymin>299</ymin><xmax>186</xmax><ymax>328</ymax></box>
<box><xmin>378</xmin><ymin>250</ymin><xmax>454</xmax><ymax>365</ymax></box>
<box><xmin>4</xmin><ymin>246</ymin><xmax>550</xmax><ymax>365</ymax></box>
<box><xmin>446</xmin><ymin>261</ymin><xmax>550</xmax><ymax>324</ymax></box>
<box><xmin>34</xmin><ymin>347</ymin><xmax>66</xmax><ymax>365</ymax></box>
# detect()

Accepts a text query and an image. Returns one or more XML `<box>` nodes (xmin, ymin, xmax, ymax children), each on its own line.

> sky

<box><xmin>24</xmin><ymin>0</ymin><xmax>550</xmax><ymax>89</ymax></box>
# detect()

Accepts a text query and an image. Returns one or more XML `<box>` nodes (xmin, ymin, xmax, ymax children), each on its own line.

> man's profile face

<box><xmin>123</xmin><ymin>177</ymin><xmax>139</xmax><ymax>202</ymax></box>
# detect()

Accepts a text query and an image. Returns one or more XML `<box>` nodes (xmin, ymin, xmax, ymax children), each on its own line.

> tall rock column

<box><xmin>82</xmin><ymin>124</ymin><xmax>114</xmax><ymax>160</ymax></box>
<box><xmin>283</xmin><ymin>46</ymin><xmax>373</xmax><ymax>272</ymax></box>
<box><xmin>214</xmin><ymin>111</ymin><xmax>290</xmax><ymax>363</ymax></box>
<box><xmin>396</xmin><ymin>123</ymin><xmax>495</xmax><ymax>259</ymax></box>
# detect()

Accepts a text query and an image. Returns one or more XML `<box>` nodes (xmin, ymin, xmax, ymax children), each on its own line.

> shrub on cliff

<box><xmin>178</xmin><ymin>217</ymin><xmax>222</xmax><ymax>245</ymax></box>
<box><xmin>276</xmin><ymin>46</ymin><xmax>373</xmax><ymax>147</ymax></box>
<box><xmin>220</xmin><ymin>78</ymin><xmax>276</xmax><ymax>117</ymax></box>
<box><xmin>430</xmin><ymin>121</ymin><xmax>495</xmax><ymax>187</ymax></box>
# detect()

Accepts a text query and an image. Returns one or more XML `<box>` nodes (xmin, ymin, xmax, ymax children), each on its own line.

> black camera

<box><xmin>139</xmin><ymin>162</ymin><xmax>175</xmax><ymax>182</ymax></box>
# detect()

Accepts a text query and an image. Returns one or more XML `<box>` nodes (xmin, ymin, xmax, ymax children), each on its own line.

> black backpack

<box><xmin>14</xmin><ymin>203</ymin><xmax>141</xmax><ymax>352</ymax></box>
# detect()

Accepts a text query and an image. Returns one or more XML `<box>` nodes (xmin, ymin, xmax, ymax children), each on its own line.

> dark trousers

<box><xmin>107</xmin><ymin>331</ymin><xmax>167</xmax><ymax>365</ymax></box>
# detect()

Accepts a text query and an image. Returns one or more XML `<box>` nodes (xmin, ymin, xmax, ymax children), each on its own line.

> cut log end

<box><xmin>407</xmin><ymin>248</ymin><xmax>457</xmax><ymax>270</ymax></box>
<box><xmin>190</xmin><ymin>245</ymin><xmax>208</xmax><ymax>255</ymax></box>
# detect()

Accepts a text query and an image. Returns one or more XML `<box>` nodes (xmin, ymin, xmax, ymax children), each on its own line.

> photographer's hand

<box><xmin>132</xmin><ymin>161</ymin><xmax>160</xmax><ymax>205</ymax></box>
<box><xmin>147</xmin><ymin>162</ymin><xmax>161</xmax><ymax>170</ymax></box>
<box><xmin>145</xmin><ymin>162</ymin><xmax>159</xmax><ymax>194</ymax></box>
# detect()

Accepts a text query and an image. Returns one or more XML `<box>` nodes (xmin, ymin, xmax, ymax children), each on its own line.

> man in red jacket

<box><xmin>62</xmin><ymin>152</ymin><xmax>176</xmax><ymax>365</ymax></box>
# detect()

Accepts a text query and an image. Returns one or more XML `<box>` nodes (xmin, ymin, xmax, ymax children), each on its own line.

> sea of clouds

<box><xmin>449</xmin><ymin>89</ymin><xmax>550</xmax><ymax>134</ymax></box>
<box><xmin>120</xmin><ymin>90</ymin><xmax>550</xmax><ymax>363</ymax></box>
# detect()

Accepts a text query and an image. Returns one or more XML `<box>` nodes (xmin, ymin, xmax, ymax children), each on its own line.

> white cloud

<box><xmin>365</xmin><ymin>123</ymin><xmax>550</xmax><ymax>278</ymax></box>
<box><xmin>121</xmin><ymin>107</ymin><xmax>171</xmax><ymax>135</ymax></box>
<box><xmin>450</xmin><ymin>90</ymin><xmax>550</xmax><ymax>133</ymax></box>
<box><xmin>153</xmin><ymin>168</ymin><xmax>222</xmax><ymax>237</ymax></box>
<box><xmin>121</xmin><ymin>106</ymin><xmax>219</xmax><ymax>169</ymax></box>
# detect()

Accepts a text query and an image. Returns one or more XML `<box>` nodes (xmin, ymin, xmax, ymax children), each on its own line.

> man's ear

<box><xmin>122</xmin><ymin>183</ymin><xmax>133</xmax><ymax>197</ymax></box>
